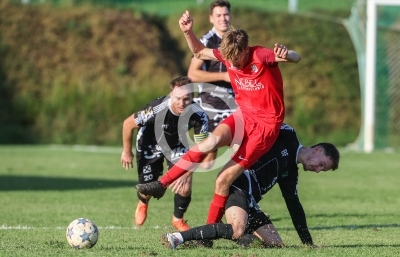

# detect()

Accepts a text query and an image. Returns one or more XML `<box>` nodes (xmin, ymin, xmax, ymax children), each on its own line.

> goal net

<box><xmin>345</xmin><ymin>0</ymin><xmax>400</xmax><ymax>152</ymax></box>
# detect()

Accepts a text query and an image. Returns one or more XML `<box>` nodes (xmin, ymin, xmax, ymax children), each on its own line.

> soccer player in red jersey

<box><xmin>136</xmin><ymin>10</ymin><xmax>301</xmax><ymax>225</ymax></box>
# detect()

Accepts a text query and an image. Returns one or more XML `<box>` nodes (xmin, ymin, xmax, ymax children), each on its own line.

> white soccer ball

<box><xmin>66</xmin><ymin>218</ymin><xmax>99</xmax><ymax>249</ymax></box>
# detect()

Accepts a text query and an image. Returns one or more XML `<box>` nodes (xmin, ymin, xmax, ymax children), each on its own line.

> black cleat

<box><xmin>135</xmin><ymin>181</ymin><xmax>166</xmax><ymax>200</ymax></box>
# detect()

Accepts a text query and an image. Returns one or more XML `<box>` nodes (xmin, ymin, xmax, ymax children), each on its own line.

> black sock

<box><xmin>173</xmin><ymin>194</ymin><xmax>191</xmax><ymax>219</ymax></box>
<box><xmin>137</xmin><ymin>191</ymin><xmax>149</xmax><ymax>204</ymax></box>
<box><xmin>180</xmin><ymin>223</ymin><xmax>233</xmax><ymax>241</ymax></box>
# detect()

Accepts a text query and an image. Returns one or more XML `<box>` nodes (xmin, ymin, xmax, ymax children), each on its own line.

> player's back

<box><xmin>235</xmin><ymin>124</ymin><xmax>300</xmax><ymax>201</ymax></box>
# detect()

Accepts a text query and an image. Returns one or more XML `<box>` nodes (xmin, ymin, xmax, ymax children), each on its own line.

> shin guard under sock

<box><xmin>206</xmin><ymin>193</ymin><xmax>228</xmax><ymax>224</ymax></box>
<box><xmin>173</xmin><ymin>194</ymin><xmax>191</xmax><ymax>219</ymax></box>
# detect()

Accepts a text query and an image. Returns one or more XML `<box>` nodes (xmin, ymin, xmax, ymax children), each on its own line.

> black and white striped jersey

<box><xmin>133</xmin><ymin>96</ymin><xmax>209</xmax><ymax>153</ymax></box>
<box><xmin>199</xmin><ymin>28</ymin><xmax>232</xmax><ymax>90</ymax></box>
<box><xmin>195</xmin><ymin>28</ymin><xmax>237</xmax><ymax>121</ymax></box>
<box><xmin>231</xmin><ymin>124</ymin><xmax>301</xmax><ymax>202</ymax></box>
<box><xmin>245</xmin><ymin>123</ymin><xmax>301</xmax><ymax>202</ymax></box>
<box><xmin>232</xmin><ymin>124</ymin><xmax>314</xmax><ymax>245</ymax></box>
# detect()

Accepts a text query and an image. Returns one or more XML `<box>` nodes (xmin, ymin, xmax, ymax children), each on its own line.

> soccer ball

<box><xmin>66</xmin><ymin>218</ymin><xmax>99</xmax><ymax>249</ymax></box>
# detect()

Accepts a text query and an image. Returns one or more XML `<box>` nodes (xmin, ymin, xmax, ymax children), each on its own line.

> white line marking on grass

<box><xmin>46</xmin><ymin>145</ymin><xmax>215</xmax><ymax>172</ymax></box>
<box><xmin>3</xmin><ymin>224</ymin><xmax>400</xmax><ymax>231</ymax></box>
<box><xmin>0</xmin><ymin>225</ymin><xmax>170</xmax><ymax>230</ymax></box>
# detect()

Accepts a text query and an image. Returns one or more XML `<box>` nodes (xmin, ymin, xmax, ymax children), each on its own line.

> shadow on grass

<box><xmin>309</xmin><ymin>223</ymin><xmax>400</xmax><ymax>230</ymax></box>
<box><xmin>276</xmin><ymin>244</ymin><xmax>400</xmax><ymax>249</ymax></box>
<box><xmin>274</xmin><ymin>223</ymin><xmax>400</xmax><ymax>231</ymax></box>
<box><xmin>325</xmin><ymin>244</ymin><xmax>400</xmax><ymax>248</ymax></box>
<box><xmin>272</xmin><ymin>213</ymin><xmax>397</xmax><ymax>222</ymax></box>
<box><xmin>0</xmin><ymin>175</ymin><xmax>136</xmax><ymax>191</ymax></box>
<box><xmin>180</xmin><ymin>243</ymin><xmax>400</xmax><ymax>250</ymax></box>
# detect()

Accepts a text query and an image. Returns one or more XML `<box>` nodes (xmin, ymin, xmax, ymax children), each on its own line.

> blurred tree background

<box><xmin>0</xmin><ymin>0</ymin><xmax>360</xmax><ymax>146</ymax></box>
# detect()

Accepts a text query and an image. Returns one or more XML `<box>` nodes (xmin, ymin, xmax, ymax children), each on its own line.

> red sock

<box><xmin>206</xmin><ymin>193</ymin><xmax>228</xmax><ymax>224</ymax></box>
<box><xmin>160</xmin><ymin>145</ymin><xmax>206</xmax><ymax>187</ymax></box>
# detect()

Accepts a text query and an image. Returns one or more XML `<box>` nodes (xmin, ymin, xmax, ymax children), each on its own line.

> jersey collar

<box><xmin>212</xmin><ymin>27</ymin><xmax>223</xmax><ymax>39</ymax></box>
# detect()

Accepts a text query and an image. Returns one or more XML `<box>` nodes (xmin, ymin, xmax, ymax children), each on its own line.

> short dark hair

<box><xmin>311</xmin><ymin>143</ymin><xmax>340</xmax><ymax>171</ymax></box>
<box><xmin>210</xmin><ymin>0</ymin><xmax>231</xmax><ymax>15</ymax></box>
<box><xmin>169</xmin><ymin>76</ymin><xmax>194</xmax><ymax>96</ymax></box>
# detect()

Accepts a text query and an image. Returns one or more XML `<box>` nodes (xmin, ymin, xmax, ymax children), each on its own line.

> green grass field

<box><xmin>1</xmin><ymin>145</ymin><xmax>400</xmax><ymax>256</ymax></box>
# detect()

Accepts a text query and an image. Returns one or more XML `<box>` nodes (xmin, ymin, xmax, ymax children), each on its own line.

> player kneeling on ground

<box><xmin>161</xmin><ymin>124</ymin><xmax>340</xmax><ymax>249</ymax></box>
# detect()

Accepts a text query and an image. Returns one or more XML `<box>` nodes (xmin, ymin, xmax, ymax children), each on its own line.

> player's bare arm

<box><xmin>274</xmin><ymin>43</ymin><xmax>301</xmax><ymax>63</ymax></box>
<box><xmin>179</xmin><ymin>10</ymin><xmax>219</xmax><ymax>61</ymax></box>
<box><xmin>121</xmin><ymin>115</ymin><xmax>139</xmax><ymax>170</ymax></box>
<box><xmin>188</xmin><ymin>57</ymin><xmax>230</xmax><ymax>83</ymax></box>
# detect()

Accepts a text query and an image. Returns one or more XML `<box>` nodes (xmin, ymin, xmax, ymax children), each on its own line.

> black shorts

<box><xmin>225</xmin><ymin>186</ymin><xmax>272</xmax><ymax>234</ymax></box>
<box><xmin>194</xmin><ymin>90</ymin><xmax>237</xmax><ymax>132</ymax></box>
<box><xmin>136</xmin><ymin>143</ymin><xmax>188</xmax><ymax>183</ymax></box>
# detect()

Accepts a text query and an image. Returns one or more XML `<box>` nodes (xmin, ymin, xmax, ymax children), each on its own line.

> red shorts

<box><xmin>221</xmin><ymin>110</ymin><xmax>281</xmax><ymax>169</ymax></box>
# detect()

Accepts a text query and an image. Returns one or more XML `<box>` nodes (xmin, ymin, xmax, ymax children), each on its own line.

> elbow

<box><xmin>187</xmin><ymin>70</ymin><xmax>196</xmax><ymax>81</ymax></box>
<box><xmin>193</xmin><ymin>52</ymin><xmax>202</xmax><ymax>59</ymax></box>
<box><xmin>123</xmin><ymin>116</ymin><xmax>135</xmax><ymax>131</ymax></box>
<box><xmin>287</xmin><ymin>50</ymin><xmax>301</xmax><ymax>63</ymax></box>
<box><xmin>123</xmin><ymin>118</ymin><xmax>130</xmax><ymax>127</ymax></box>
<box><xmin>193</xmin><ymin>47</ymin><xmax>207</xmax><ymax>59</ymax></box>
<box><xmin>290</xmin><ymin>54</ymin><xmax>301</xmax><ymax>63</ymax></box>
<box><xmin>187</xmin><ymin>69</ymin><xmax>203</xmax><ymax>82</ymax></box>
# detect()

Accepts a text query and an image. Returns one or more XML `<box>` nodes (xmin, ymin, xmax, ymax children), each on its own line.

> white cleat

<box><xmin>161</xmin><ymin>233</ymin><xmax>180</xmax><ymax>250</ymax></box>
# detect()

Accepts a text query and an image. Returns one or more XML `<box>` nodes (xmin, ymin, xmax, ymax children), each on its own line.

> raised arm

<box><xmin>274</xmin><ymin>43</ymin><xmax>301</xmax><ymax>63</ymax></box>
<box><xmin>179</xmin><ymin>10</ymin><xmax>218</xmax><ymax>61</ymax></box>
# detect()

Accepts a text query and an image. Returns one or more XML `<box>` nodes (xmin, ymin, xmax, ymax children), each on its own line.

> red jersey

<box><xmin>213</xmin><ymin>46</ymin><xmax>284</xmax><ymax>126</ymax></box>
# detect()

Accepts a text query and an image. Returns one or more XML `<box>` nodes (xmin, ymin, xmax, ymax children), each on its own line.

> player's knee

<box><xmin>215</xmin><ymin>175</ymin><xmax>230</xmax><ymax>194</ymax></box>
<box><xmin>178</xmin><ymin>190</ymin><xmax>191</xmax><ymax>197</ymax></box>
<box><xmin>179</xmin><ymin>185</ymin><xmax>191</xmax><ymax>197</ymax></box>
<box><xmin>179</xmin><ymin>180</ymin><xmax>192</xmax><ymax>197</ymax></box>
<box><xmin>231</xmin><ymin>223</ymin><xmax>245</xmax><ymax>239</ymax></box>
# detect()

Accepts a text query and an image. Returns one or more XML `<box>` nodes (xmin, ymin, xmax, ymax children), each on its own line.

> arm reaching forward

<box><xmin>179</xmin><ymin>10</ymin><xmax>218</xmax><ymax>61</ymax></box>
